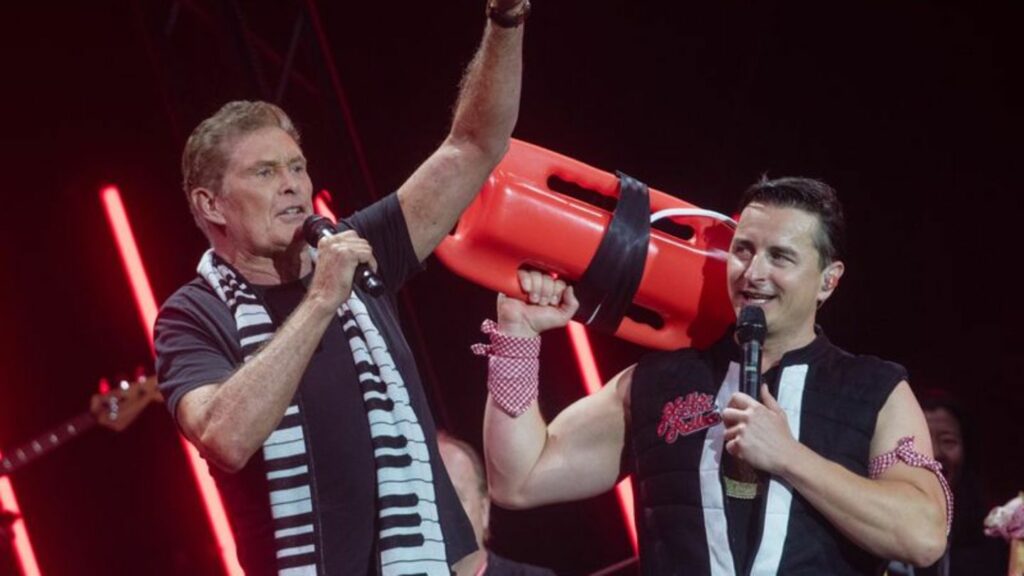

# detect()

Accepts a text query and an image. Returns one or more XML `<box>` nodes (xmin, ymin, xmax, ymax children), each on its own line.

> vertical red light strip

<box><xmin>314</xmin><ymin>190</ymin><xmax>337</xmax><ymax>222</ymax></box>
<box><xmin>100</xmin><ymin>187</ymin><xmax>158</xmax><ymax>353</ymax></box>
<box><xmin>566</xmin><ymin>321</ymin><xmax>639</xmax><ymax>554</ymax></box>
<box><xmin>0</xmin><ymin>451</ymin><xmax>42</xmax><ymax>576</ymax></box>
<box><xmin>99</xmin><ymin>186</ymin><xmax>243</xmax><ymax>576</ymax></box>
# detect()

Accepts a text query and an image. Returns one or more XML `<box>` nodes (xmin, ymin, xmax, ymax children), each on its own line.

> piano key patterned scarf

<box><xmin>198</xmin><ymin>249</ymin><xmax>449</xmax><ymax>576</ymax></box>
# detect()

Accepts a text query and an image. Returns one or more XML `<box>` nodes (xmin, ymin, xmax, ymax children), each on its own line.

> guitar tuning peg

<box><xmin>119</xmin><ymin>379</ymin><xmax>131</xmax><ymax>391</ymax></box>
<box><xmin>98</xmin><ymin>377</ymin><xmax>111</xmax><ymax>394</ymax></box>
<box><xmin>133</xmin><ymin>365</ymin><xmax>146</xmax><ymax>381</ymax></box>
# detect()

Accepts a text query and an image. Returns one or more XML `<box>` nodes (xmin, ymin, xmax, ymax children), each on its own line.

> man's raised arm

<box><xmin>398</xmin><ymin>0</ymin><xmax>527</xmax><ymax>261</ymax></box>
<box><xmin>481</xmin><ymin>271</ymin><xmax>630</xmax><ymax>509</ymax></box>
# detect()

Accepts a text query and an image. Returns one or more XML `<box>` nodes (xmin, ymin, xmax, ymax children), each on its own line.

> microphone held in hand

<box><xmin>302</xmin><ymin>215</ymin><xmax>385</xmax><ymax>297</ymax></box>
<box><xmin>722</xmin><ymin>305</ymin><xmax>768</xmax><ymax>500</ymax></box>
<box><xmin>737</xmin><ymin>306</ymin><xmax>766</xmax><ymax>400</ymax></box>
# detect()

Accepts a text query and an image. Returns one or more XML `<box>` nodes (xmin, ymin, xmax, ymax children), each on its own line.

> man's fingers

<box><xmin>516</xmin><ymin>269</ymin><xmax>571</xmax><ymax>306</ymax></box>
<box><xmin>727</xmin><ymin>391</ymin><xmax>758</xmax><ymax>409</ymax></box>
<box><xmin>723</xmin><ymin>421</ymin><xmax>745</xmax><ymax>442</ymax></box>
<box><xmin>551</xmin><ymin>278</ymin><xmax>567</xmax><ymax>305</ymax></box>
<box><xmin>517</xmin><ymin>268</ymin><xmax>533</xmax><ymax>294</ymax></box>
<box><xmin>559</xmin><ymin>285</ymin><xmax>580</xmax><ymax>317</ymax></box>
<box><xmin>721</xmin><ymin>407</ymin><xmax>747</xmax><ymax>426</ymax></box>
<box><xmin>536</xmin><ymin>273</ymin><xmax>554</xmax><ymax>305</ymax></box>
<box><xmin>364</xmin><ymin>252</ymin><xmax>378</xmax><ymax>272</ymax></box>
<box><xmin>527</xmin><ymin>270</ymin><xmax>545</xmax><ymax>303</ymax></box>
<box><xmin>760</xmin><ymin>384</ymin><xmax>782</xmax><ymax>410</ymax></box>
<box><xmin>725</xmin><ymin>438</ymin><xmax>741</xmax><ymax>457</ymax></box>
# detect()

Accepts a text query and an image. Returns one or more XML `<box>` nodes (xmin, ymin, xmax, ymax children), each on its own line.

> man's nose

<box><xmin>280</xmin><ymin>168</ymin><xmax>302</xmax><ymax>195</ymax></box>
<box><xmin>743</xmin><ymin>253</ymin><xmax>769</xmax><ymax>282</ymax></box>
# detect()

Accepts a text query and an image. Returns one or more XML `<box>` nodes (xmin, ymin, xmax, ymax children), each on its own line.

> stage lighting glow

<box><xmin>0</xmin><ymin>457</ymin><xmax>41</xmax><ymax>576</ymax></box>
<box><xmin>314</xmin><ymin>189</ymin><xmax>337</xmax><ymax>222</ymax></box>
<box><xmin>100</xmin><ymin>185</ymin><xmax>243</xmax><ymax>575</ymax></box>
<box><xmin>100</xmin><ymin>186</ymin><xmax>158</xmax><ymax>352</ymax></box>
<box><xmin>566</xmin><ymin>321</ymin><xmax>638</xmax><ymax>553</ymax></box>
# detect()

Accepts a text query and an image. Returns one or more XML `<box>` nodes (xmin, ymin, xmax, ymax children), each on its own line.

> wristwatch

<box><xmin>487</xmin><ymin>0</ymin><xmax>531</xmax><ymax>28</ymax></box>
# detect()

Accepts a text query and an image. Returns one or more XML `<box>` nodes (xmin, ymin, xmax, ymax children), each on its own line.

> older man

<box><xmin>154</xmin><ymin>1</ymin><xmax>529</xmax><ymax>574</ymax></box>
<box><xmin>480</xmin><ymin>178</ymin><xmax>951</xmax><ymax>574</ymax></box>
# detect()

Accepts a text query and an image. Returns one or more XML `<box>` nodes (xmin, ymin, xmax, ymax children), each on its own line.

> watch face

<box><xmin>488</xmin><ymin>0</ymin><xmax>530</xmax><ymax>28</ymax></box>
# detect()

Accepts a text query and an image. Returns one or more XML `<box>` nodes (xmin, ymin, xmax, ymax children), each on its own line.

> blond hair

<box><xmin>181</xmin><ymin>101</ymin><xmax>301</xmax><ymax>229</ymax></box>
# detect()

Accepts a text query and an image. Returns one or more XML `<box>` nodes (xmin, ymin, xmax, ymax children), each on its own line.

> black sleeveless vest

<box><xmin>628</xmin><ymin>331</ymin><xmax>906</xmax><ymax>575</ymax></box>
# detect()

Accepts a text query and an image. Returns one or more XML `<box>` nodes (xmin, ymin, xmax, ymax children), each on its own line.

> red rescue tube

<box><xmin>435</xmin><ymin>139</ymin><xmax>736</xmax><ymax>350</ymax></box>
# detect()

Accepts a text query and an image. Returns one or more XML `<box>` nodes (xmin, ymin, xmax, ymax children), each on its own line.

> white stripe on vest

<box><xmin>698</xmin><ymin>361</ymin><xmax>809</xmax><ymax>576</ymax></box>
<box><xmin>700</xmin><ymin>362</ymin><xmax>739</xmax><ymax>576</ymax></box>
<box><xmin>750</xmin><ymin>365</ymin><xmax>807</xmax><ymax>575</ymax></box>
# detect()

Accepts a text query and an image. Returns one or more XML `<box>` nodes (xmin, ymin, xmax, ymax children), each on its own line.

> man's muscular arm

<box><xmin>723</xmin><ymin>381</ymin><xmax>948</xmax><ymax>566</ymax></box>
<box><xmin>482</xmin><ymin>271</ymin><xmax>630</xmax><ymax>509</ymax></box>
<box><xmin>175</xmin><ymin>232</ymin><xmax>374</xmax><ymax>472</ymax></box>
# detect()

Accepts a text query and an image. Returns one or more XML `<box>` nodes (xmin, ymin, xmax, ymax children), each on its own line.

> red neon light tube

<box><xmin>566</xmin><ymin>321</ymin><xmax>639</xmax><ymax>554</ymax></box>
<box><xmin>0</xmin><ymin>452</ymin><xmax>41</xmax><ymax>576</ymax></box>
<box><xmin>99</xmin><ymin>185</ymin><xmax>243</xmax><ymax>575</ymax></box>
<box><xmin>100</xmin><ymin>187</ymin><xmax>158</xmax><ymax>353</ymax></box>
<box><xmin>314</xmin><ymin>190</ymin><xmax>337</xmax><ymax>222</ymax></box>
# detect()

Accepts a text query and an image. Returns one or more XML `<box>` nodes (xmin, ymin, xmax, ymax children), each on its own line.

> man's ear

<box><xmin>190</xmin><ymin>187</ymin><xmax>226</xmax><ymax>227</ymax></box>
<box><xmin>817</xmin><ymin>260</ymin><xmax>845</xmax><ymax>304</ymax></box>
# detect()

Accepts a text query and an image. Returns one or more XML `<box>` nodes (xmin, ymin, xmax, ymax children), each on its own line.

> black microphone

<box><xmin>302</xmin><ymin>215</ymin><xmax>385</xmax><ymax>297</ymax></box>
<box><xmin>736</xmin><ymin>305</ymin><xmax>767</xmax><ymax>399</ymax></box>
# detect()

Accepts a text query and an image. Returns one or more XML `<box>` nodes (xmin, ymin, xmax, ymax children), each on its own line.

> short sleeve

<box><xmin>154</xmin><ymin>281</ymin><xmax>243</xmax><ymax>426</ymax></box>
<box><xmin>341</xmin><ymin>192</ymin><xmax>423</xmax><ymax>293</ymax></box>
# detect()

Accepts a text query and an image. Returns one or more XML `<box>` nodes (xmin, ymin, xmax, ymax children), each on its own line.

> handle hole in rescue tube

<box><xmin>548</xmin><ymin>175</ymin><xmax>697</xmax><ymax>242</ymax></box>
<box><xmin>547</xmin><ymin>175</ymin><xmax>618</xmax><ymax>212</ymax></box>
<box><xmin>651</xmin><ymin>218</ymin><xmax>696</xmax><ymax>241</ymax></box>
<box><xmin>434</xmin><ymin>138</ymin><xmax>737</xmax><ymax>350</ymax></box>
<box><xmin>624</xmin><ymin>302</ymin><xmax>665</xmax><ymax>330</ymax></box>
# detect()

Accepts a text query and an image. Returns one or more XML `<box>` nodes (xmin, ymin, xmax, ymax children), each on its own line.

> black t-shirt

<box><xmin>154</xmin><ymin>193</ymin><xmax>475</xmax><ymax>574</ymax></box>
<box><xmin>485</xmin><ymin>551</ymin><xmax>557</xmax><ymax>576</ymax></box>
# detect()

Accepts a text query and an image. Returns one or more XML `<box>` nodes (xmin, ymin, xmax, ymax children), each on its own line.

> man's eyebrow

<box><xmin>770</xmin><ymin>244</ymin><xmax>800</xmax><ymax>258</ymax></box>
<box><xmin>247</xmin><ymin>159</ymin><xmax>279</xmax><ymax>169</ymax></box>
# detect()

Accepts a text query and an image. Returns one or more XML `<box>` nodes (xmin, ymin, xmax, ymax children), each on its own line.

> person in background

<box><xmin>889</xmin><ymin>389</ymin><xmax>1008</xmax><ymax>575</ymax></box>
<box><xmin>437</xmin><ymin>431</ymin><xmax>555</xmax><ymax>576</ymax></box>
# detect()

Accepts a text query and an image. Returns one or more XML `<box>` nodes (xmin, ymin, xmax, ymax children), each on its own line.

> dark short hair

<box><xmin>738</xmin><ymin>176</ymin><xmax>845</xmax><ymax>268</ymax></box>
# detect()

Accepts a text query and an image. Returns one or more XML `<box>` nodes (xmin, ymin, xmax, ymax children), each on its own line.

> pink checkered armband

<box><xmin>869</xmin><ymin>436</ymin><xmax>954</xmax><ymax>535</ymax></box>
<box><xmin>471</xmin><ymin>319</ymin><xmax>541</xmax><ymax>417</ymax></box>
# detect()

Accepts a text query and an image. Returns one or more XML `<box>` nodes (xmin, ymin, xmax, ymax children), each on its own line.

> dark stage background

<box><xmin>1</xmin><ymin>1</ymin><xmax>1020</xmax><ymax>574</ymax></box>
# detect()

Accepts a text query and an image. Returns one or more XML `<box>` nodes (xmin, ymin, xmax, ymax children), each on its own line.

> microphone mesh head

<box><xmin>302</xmin><ymin>215</ymin><xmax>333</xmax><ymax>247</ymax></box>
<box><xmin>737</xmin><ymin>305</ymin><xmax>767</xmax><ymax>344</ymax></box>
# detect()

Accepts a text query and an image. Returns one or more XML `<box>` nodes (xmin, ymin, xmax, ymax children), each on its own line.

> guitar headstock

<box><xmin>90</xmin><ymin>375</ymin><xmax>163</xmax><ymax>432</ymax></box>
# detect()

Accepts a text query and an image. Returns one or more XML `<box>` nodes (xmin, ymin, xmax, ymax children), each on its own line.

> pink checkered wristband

<box><xmin>471</xmin><ymin>319</ymin><xmax>541</xmax><ymax>417</ymax></box>
<box><xmin>868</xmin><ymin>436</ymin><xmax>954</xmax><ymax>535</ymax></box>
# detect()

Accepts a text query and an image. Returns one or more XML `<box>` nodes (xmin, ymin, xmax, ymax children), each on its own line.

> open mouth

<box><xmin>277</xmin><ymin>206</ymin><xmax>307</xmax><ymax>217</ymax></box>
<box><xmin>740</xmin><ymin>290</ymin><xmax>776</xmax><ymax>305</ymax></box>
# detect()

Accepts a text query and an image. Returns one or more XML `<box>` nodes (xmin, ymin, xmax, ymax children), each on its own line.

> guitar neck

<box><xmin>1</xmin><ymin>411</ymin><xmax>97</xmax><ymax>477</ymax></box>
